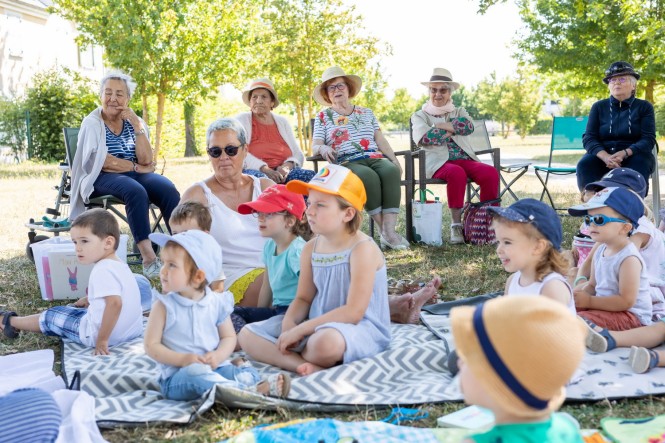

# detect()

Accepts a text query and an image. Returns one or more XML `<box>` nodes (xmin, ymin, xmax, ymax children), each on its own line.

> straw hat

<box><xmin>312</xmin><ymin>66</ymin><xmax>363</xmax><ymax>106</ymax></box>
<box><xmin>287</xmin><ymin>164</ymin><xmax>366</xmax><ymax>211</ymax></box>
<box><xmin>451</xmin><ymin>296</ymin><xmax>586</xmax><ymax>418</ymax></box>
<box><xmin>242</xmin><ymin>78</ymin><xmax>280</xmax><ymax>108</ymax></box>
<box><xmin>421</xmin><ymin>67</ymin><xmax>460</xmax><ymax>89</ymax></box>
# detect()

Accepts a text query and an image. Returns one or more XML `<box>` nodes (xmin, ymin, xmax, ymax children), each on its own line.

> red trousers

<box><xmin>432</xmin><ymin>159</ymin><xmax>499</xmax><ymax>209</ymax></box>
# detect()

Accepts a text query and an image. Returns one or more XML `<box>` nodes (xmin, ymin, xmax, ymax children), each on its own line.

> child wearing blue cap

<box><xmin>487</xmin><ymin>199</ymin><xmax>575</xmax><ymax>314</ymax></box>
<box><xmin>568</xmin><ymin>187</ymin><xmax>653</xmax><ymax>331</ymax></box>
<box><xmin>144</xmin><ymin>230</ymin><xmax>290</xmax><ymax>400</ymax></box>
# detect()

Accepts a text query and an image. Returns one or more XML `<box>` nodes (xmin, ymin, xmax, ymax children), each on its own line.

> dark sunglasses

<box><xmin>583</xmin><ymin>214</ymin><xmax>628</xmax><ymax>226</ymax></box>
<box><xmin>207</xmin><ymin>145</ymin><xmax>242</xmax><ymax>158</ymax></box>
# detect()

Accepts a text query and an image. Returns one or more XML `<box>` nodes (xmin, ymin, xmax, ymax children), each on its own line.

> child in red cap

<box><xmin>232</xmin><ymin>184</ymin><xmax>308</xmax><ymax>333</ymax></box>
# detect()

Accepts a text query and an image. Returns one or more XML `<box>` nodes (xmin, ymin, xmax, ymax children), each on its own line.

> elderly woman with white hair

<box><xmin>180</xmin><ymin>118</ymin><xmax>274</xmax><ymax>307</ymax></box>
<box><xmin>577</xmin><ymin>61</ymin><xmax>656</xmax><ymax>194</ymax></box>
<box><xmin>411</xmin><ymin>68</ymin><xmax>499</xmax><ymax>244</ymax></box>
<box><xmin>70</xmin><ymin>71</ymin><xmax>180</xmax><ymax>277</ymax></box>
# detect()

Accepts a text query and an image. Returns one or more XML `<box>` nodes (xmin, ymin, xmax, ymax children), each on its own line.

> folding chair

<box><xmin>651</xmin><ymin>143</ymin><xmax>661</xmax><ymax>225</ymax></box>
<box><xmin>306</xmin><ymin>119</ymin><xmax>416</xmax><ymax>241</ymax></box>
<box><xmin>532</xmin><ymin>116</ymin><xmax>588</xmax><ymax>211</ymax></box>
<box><xmin>63</xmin><ymin>127</ymin><xmax>165</xmax><ymax>261</ymax></box>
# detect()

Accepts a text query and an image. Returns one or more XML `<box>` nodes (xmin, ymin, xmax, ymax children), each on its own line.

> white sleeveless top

<box><xmin>197</xmin><ymin>177</ymin><xmax>267</xmax><ymax>288</ymax></box>
<box><xmin>507</xmin><ymin>271</ymin><xmax>576</xmax><ymax>315</ymax></box>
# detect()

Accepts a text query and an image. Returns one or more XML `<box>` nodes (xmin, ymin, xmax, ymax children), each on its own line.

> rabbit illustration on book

<box><xmin>67</xmin><ymin>266</ymin><xmax>78</xmax><ymax>291</ymax></box>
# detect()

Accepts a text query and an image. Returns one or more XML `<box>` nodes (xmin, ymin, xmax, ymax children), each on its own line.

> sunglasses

<box><xmin>207</xmin><ymin>145</ymin><xmax>241</xmax><ymax>158</ymax></box>
<box><xmin>430</xmin><ymin>87</ymin><xmax>450</xmax><ymax>95</ymax></box>
<box><xmin>251</xmin><ymin>210</ymin><xmax>287</xmax><ymax>219</ymax></box>
<box><xmin>583</xmin><ymin>214</ymin><xmax>628</xmax><ymax>226</ymax></box>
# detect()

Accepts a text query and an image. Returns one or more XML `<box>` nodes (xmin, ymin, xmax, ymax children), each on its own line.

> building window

<box><xmin>78</xmin><ymin>45</ymin><xmax>96</xmax><ymax>69</ymax></box>
<box><xmin>6</xmin><ymin>13</ymin><xmax>24</xmax><ymax>58</ymax></box>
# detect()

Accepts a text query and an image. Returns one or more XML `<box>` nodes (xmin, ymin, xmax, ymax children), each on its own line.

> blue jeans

<box><xmin>92</xmin><ymin>171</ymin><xmax>180</xmax><ymax>242</ymax></box>
<box><xmin>243</xmin><ymin>168</ymin><xmax>316</xmax><ymax>184</ymax></box>
<box><xmin>160</xmin><ymin>362</ymin><xmax>260</xmax><ymax>401</ymax></box>
<box><xmin>576</xmin><ymin>151</ymin><xmax>655</xmax><ymax>195</ymax></box>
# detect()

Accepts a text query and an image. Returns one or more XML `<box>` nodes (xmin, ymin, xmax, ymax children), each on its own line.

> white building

<box><xmin>0</xmin><ymin>0</ymin><xmax>104</xmax><ymax>98</ymax></box>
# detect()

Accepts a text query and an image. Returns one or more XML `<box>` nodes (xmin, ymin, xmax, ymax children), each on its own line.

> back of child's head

<box><xmin>569</xmin><ymin>187</ymin><xmax>644</xmax><ymax>233</ymax></box>
<box><xmin>286</xmin><ymin>165</ymin><xmax>366</xmax><ymax>234</ymax></box>
<box><xmin>584</xmin><ymin>167</ymin><xmax>653</xmax><ymax>221</ymax></box>
<box><xmin>488</xmin><ymin>199</ymin><xmax>567</xmax><ymax>279</ymax></box>
<box><xmin>149</xmin><ymin>231</ymin><xmax>222</xmax><ymax>291</ymax></box>
<box><xmin>170</xmin><ymin>201</ymin><xmax>212</xmax><ymax>232</ymax></box>
<box><xmin>71</xmin><ymin>209</ymin><xmax>120</xmax><ymax>251</ymax></box>
<box><xmin>451</xmin><ymin>296</ymin><xmax>585</xmax><ymax>419</ymax></box>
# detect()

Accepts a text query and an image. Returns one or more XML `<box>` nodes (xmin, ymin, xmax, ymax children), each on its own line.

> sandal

<box><xmin>629</xmin><ymin>346</ymin><xmax>660</xmax><ymax>374</ymax></box>
<box><xmin>583</xmin><ymin>319</ymin><xmax>616</xmax><ymax>352</ymax></box>
<box><xmin>0</xmin><ymin>310</ymin><xmax>19</xmax><ymax>339</ymax></box>
<box><xmin>380</xmin><ymin>407</ymin><xmax>429</xmax><ymax>425</ymax></box>
<box><xmin>257</xmin><ymin>372</ymin><xmax>291</xmax><ymax>398</ymax></box>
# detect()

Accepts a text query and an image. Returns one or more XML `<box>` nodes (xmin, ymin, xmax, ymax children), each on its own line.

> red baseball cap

<box><xmin>238</xmin><ymin>184</ymin><xmax>306</xmax><ymax>219</ymax></box>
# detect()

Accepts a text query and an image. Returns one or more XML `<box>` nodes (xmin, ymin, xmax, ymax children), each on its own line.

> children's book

<box><xmin>47</xmin><ymin>251</ymin><xmax>94</xmax><ymax>300</ymax></box>
<box><xmin>436</xmin><ymin>405</ymin><xmax>495</xmax><ymax>430</ymax></box>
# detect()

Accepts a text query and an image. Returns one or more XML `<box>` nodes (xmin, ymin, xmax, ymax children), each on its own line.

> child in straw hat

<box><xmin>451</xmin><ymin>296</ymin><xmax>586</xmax><ymax>442</ymax></box>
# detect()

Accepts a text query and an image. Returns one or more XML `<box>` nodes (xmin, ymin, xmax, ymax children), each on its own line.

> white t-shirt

<box><xmin>78</xmin><ymin>259</ymin><xmax>143</xmax><ymax>347</ymax></box>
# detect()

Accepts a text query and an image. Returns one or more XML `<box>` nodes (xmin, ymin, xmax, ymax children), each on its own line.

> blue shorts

<box><xmin>39</xmin><ymin>306</ymin><xmax>86</xmax><ymax>343</ymax></box>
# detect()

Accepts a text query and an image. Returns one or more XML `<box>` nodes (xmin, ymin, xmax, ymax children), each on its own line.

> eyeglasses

<box><xmin>251</xmin><ymin>210</ymin><xmax>287</xmax><ymax>219</ymax></box>
<box><xmin>609</xmin><ymin>77</ymin><xmax>628</xmax><ymax>84</ymax></box>
<box><xmin>327</xmin><ymin>83</ymin><xmax>347</xmax><ymax>92</ymax></box>
<box><xmin>207</xmin><ymin>145</ymin><xmax>241</xmax><ymax>158</ymax></box>
<box><xmin>430</xmin><ymin>87</ymin><xmax>450</xmax><ymax>95</ymax></box>
<box><xmin>583</xmin><ymin>214</ymin><xmax>628</xmax><ymax>226</ymax></box>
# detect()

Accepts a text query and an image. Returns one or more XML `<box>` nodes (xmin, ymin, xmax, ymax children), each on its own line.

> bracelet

<box><xmin>133</xmin><ymin>162</ymin><xmax>138</xmax><ymax>172</ymax></box>
<box><xmin>573</xmin><ymin>276</ymin><xmax>588</xmax><ymax>286</ymax></box>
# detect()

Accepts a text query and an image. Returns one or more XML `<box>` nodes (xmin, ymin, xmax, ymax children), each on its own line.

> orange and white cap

<box><xmin>286</xmin><ymin>164</ymin><xmax>366</xmax><ymax>211</ymax></box>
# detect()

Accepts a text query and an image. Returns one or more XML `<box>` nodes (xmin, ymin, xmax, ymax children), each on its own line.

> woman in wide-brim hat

<box><xmin>410</xmin><ymin>67</ymin><xmax>499</xmax><ymax>245</ymax></box>
<box><xmin>311</xmin><ymin>66</ymin><xmax>409</xmax><ymax>250</ymax></box>
<box><xmin>235</xmin><ymin>78</ymin><xmax>315</xmax><ymax>185</ymax></box>
<box><xmin>577</xmin><ymin>61</ymin><xmax>656</xmax><ymax>195</ymax></box>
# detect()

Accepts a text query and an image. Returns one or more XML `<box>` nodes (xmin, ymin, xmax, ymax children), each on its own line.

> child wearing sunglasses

<box><xmin>231</xmin><ymin>185</ymin><xmax>309</xmax><ymax>333</ymax></box>
<box><xmin>568</xmin><ymin>187</ymin><xmax>653</xmax><ymax>330</ymax></box>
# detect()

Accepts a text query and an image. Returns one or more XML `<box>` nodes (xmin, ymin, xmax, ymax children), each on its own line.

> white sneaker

<box><xmin>450</xmin><ymin>224</ymin><xmax>465</xmax><ymax>244</ymax></box>
<box><xmin>143</xmin><ymin>258</ymin><xmax>163</xmax><ymax>279</ymax></box>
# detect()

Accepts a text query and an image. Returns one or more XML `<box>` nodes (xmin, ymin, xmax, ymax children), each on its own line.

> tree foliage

<box><xmin>0</xmin><ymin>97</ymin><xmax>27</xmax><ymax>161</ymax></box>
<box><xmin>51</xmin><ymin>0</ymin><xmax>256</xmax><ymax>158</ymax></box>
<box><xmin>24</xmin><ymin>69</ymin><xmax>97</xmax><ymax>161</ymax></box>
<box><xmin>500</xmin><ymin>70</ymin><xmax>542</xmax><ymax>138</ymax></box>
<box><xmin>477</xmin><ymin>0</ymin><xmax>665</xmax><ymax>102</ymax></box>
<box><xmin>243</xmin><ymin>0</ymin><xmax>388</xmax><ymax>153</ymax></box>
<box><xmin>381</xmin><ymin>88</ymin><xmax>417</xmax><ymax>131</ymax></box>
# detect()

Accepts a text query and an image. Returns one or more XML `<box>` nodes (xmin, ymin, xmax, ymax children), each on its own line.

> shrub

<box><xmin>0</xmin><ymin>97</ymin><xmax>27</xmax><ymax>161</ymax></box>
<box><xmin>655</xmin><ymin>102</ymin><xmax>665</xmax><ymax>138</ymax></box>
<box><xmin>529</xmin><ymin>119</ymin><xmax>553</xmax><ymax>135</ymax></box>
<box><xmin>24</xmin><ymin>68</ymin><xmax>98</xmax><ymax>161</ymax></box>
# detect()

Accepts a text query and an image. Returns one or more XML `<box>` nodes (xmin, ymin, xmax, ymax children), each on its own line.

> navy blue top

<box><xmin>105</xmin><ymin>120</ymin><xmax>137</xmax><ymax>162</ymax></box>
<box><xmin>583</xmin><ymin>95</ymin><xmax>656</xmax><ymax>157</ymax></box>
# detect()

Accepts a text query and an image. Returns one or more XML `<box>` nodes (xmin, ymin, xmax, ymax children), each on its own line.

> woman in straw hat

<box><xmin>235</xmin><ymin>78</ymin><xmax>315</xmax><ymax>184</ymax></box>
<box><xmin>451</xmin><ymin>296</ymin><xmax>586</xmax><ymax>441</ymax></box>
<box><xmin>311</xmin><ymin>66</ymin><xmax>408</xmax><ymax>250</ymax></box>
<box><xmin>411</xmin><ymin>68</ymin><xmax>500</xmax><ymax>245</ymax></box>
<box><xmin>577</xmin><ymin>61</ymin><xmax>656</xmax><ymax>194</ymax></box>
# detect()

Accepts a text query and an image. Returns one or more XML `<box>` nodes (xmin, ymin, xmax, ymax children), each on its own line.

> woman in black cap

<box><xmin>577</xmin><ymin>61</ymin><xmax>656</xmax><ymax>194</ymax></box>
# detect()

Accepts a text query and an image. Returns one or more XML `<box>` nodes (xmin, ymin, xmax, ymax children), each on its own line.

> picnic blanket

<box><xmin>61</xmin><ymin>294</ymin><xmax>665</xmax><ymax>427</ymax></box>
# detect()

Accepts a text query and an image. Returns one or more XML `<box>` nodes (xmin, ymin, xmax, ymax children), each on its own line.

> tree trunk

<box><xmin>645</xmin><ymin>79</ymin><xmax>655</xmax><ymax>104</ymax></box>
<box><xmin>154</xmin><ymin>93</ymin><xmax>165</xmax><ymax>161</ymax></box>
<box><xmin>183</xmin><ymin>100</ymin><xmax>199</xmax><ymax>157</ymax></box>
<box><xmin>141</xmin><ymin>94</ymin><xmax>150</xmax><ymax>125</ymax></box>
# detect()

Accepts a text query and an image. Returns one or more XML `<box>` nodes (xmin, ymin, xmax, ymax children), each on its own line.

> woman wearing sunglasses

<box><xmin>235</xmin><ymin>78</ymin><xmax>316</xmax><ymax>185</ymax></box>
<box><xmin>179</xmin><ymin>118</ymin><xmax>275</xmax><ymax>307</ymax></box>
<box><xmin>70</xmin><ymin>71</ymin><xmax>180</xmax><ymax>278</ymax></box>
<box><xmin>311</xmin><ymin>66</ymin><xmax>408</xmax><ymax>250</ymax></box>
<box><xmin>577</xmin><ymin>61</ymin><xmax>656</xmax><ymax>194</ymax></box>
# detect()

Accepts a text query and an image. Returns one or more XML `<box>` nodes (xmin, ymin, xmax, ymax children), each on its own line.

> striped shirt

<box><xmin>0</xmin><ymin>388</ymin><xmax>61</xmax><ymax>442</ymax></box>
<box><xmin>105</xmin><ymin>120</ymin><xmax>137</xmax><ymax>162</ymax></box>
<box><xmin>313</xmin><ymin>106</ymin><xmax>384</xmax><ymax>164</ymax></box>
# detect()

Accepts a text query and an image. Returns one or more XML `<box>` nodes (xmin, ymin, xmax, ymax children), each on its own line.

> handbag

<box><xmin>462</xmin><ymin>198</ymin><xmax>501</xmax><ymax>245</ymax></box>
<box><xmin>412</xmin><ymin>189</ymin><xmax>443</xmax><ymax>246</ymax></box>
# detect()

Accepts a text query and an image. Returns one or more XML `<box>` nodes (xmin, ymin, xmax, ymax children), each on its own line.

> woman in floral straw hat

<box><xmin>311</xmin><ymin>66</ymin><xmax>408</xmax><ymax>250</ymax></box>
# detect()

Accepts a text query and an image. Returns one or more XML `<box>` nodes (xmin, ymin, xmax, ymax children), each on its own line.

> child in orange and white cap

<box><xmin>451</xmin><ymin>296</ymin><xmax>586</xmax><ymax>442</ymax></box>
<box><xmin>231</xmin><ymin>184</ymin><xmax>309</xmax><ymax>333</ymax></box>
<box><xmin>239</xmin><ymin>164</ymin><xmax>391</xmax><ymax>376</ymax></box>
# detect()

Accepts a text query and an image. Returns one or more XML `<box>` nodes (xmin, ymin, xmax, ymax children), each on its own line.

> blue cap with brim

<box><xmin>568</xmin><ymin>187</ymin><xmax>643</xmax><ymax>228</ymax></box>
<box><xmin>584</xmin><ymin>168</ymin><xmax>647</xmax><ymax>199</ymax></box>
<box><xmin>486</xmin><ymin>198</ymin><xmax>562</xmax><ymax>250</ymax></box>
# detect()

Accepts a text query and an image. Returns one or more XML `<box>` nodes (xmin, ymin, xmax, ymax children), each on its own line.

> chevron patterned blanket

<box><xmin>61</xmin><ymin>310</ymin><xmax>665</xmax><ymax>427</ymax></box>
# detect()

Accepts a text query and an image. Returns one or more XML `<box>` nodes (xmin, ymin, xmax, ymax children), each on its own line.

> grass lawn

<box><xmin>1</xmin><ymin>134</ymin><xmax>665</xmax><ymax>441</ymax></box>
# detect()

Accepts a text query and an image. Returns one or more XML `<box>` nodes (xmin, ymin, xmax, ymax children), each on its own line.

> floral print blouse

<box><xmin>313</xmin><ymin>106</ymin><xmax>385</xmax><ymax>164</ymax></box>
<box><xmin>420</xmin><ymin>117</ymin><xmax>474</xmax><ymax>161</ymax></box>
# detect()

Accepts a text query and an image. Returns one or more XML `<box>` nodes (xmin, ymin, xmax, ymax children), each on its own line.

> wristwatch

<box><xmin>136</xmin><ymin>128</ymin><xmax>146</xmax><ymax>136</ymax></box>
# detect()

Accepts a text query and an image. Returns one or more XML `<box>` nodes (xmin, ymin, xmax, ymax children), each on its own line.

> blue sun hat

<box><xmin>568</xmin><ymin>187</ymin><xmax>643</xmax><ymax>228</ymax></box>
<box><xmin>486</xmin><ymin>198</ymin><xmax>562</xmax><ymax>250</ymax></box>
<box><xmin>584</xmin><ymin>168</ymin><xmax>647</xmax><ymax>199</ymax></box>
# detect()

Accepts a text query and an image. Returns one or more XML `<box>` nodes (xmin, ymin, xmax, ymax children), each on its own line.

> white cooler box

<box><xmin>30</xmin><ymin>235</ymin><xmax>128</xmax><ymax>301</ymax></box>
